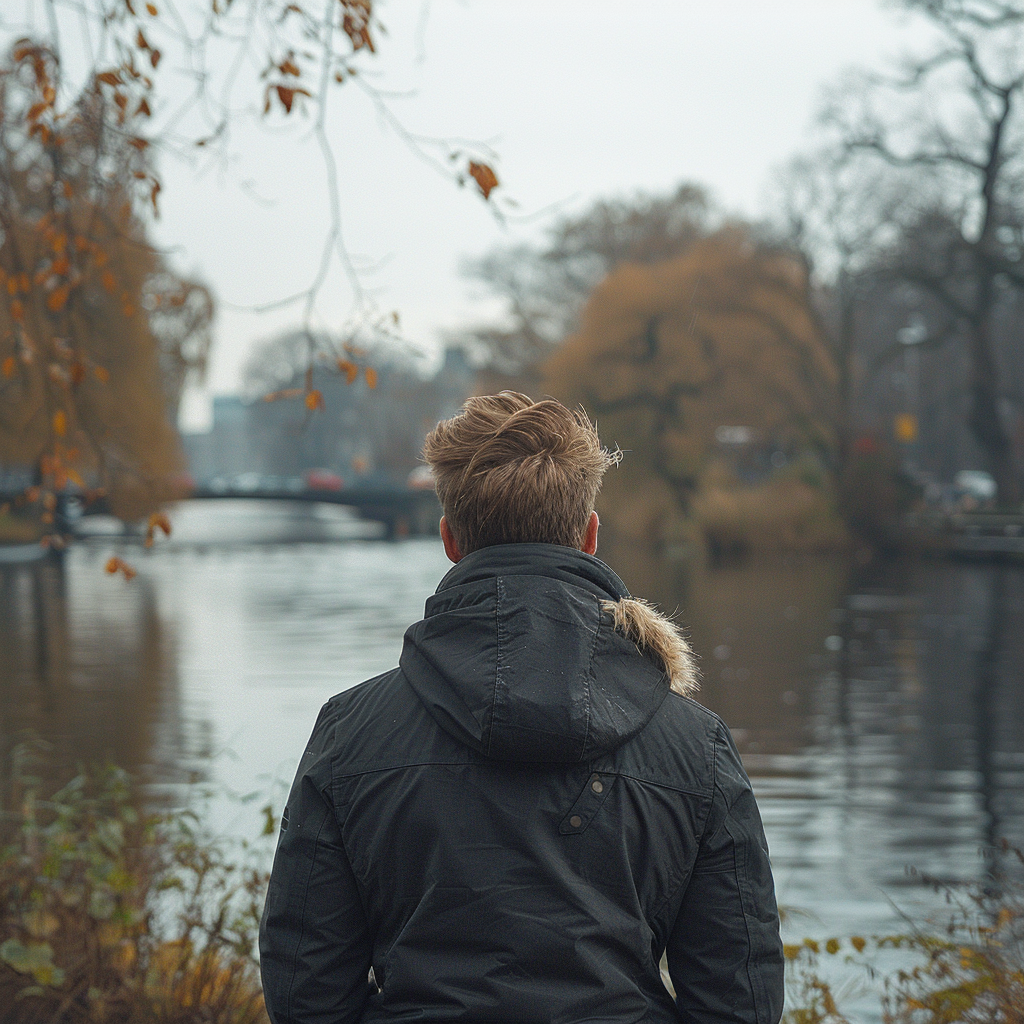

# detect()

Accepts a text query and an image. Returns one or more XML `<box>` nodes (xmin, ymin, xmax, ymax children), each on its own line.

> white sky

<box><xmin>96</xmin><ymin>1</ymin><xmax>931</xmax><ymax>421</ymax></box>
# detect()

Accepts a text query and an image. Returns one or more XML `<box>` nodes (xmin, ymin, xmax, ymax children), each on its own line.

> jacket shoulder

<box><xmin>310</xmin><ymin>668</ymin><xmax>470</xmax><ymax>778</ymax></box>
<box><xmin>610</xmin><ymin>692</ymin><xmax>730</xmax><ymax>798</ymax></box>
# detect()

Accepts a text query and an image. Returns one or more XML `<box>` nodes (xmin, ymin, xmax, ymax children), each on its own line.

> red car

<box><xmin>304</xmin><ymin>468</ymin><xmax>344</xmax><ymax>491</ymax></box>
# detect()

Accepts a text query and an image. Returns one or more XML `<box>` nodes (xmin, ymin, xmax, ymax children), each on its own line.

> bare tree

<box><xmin>450</xmin><ymin>184</ymin><xmax>713</xmax><ymax>388</ymax></box>
<box><xmin>824</xmin><ymin>0</ymin><xmax>1024</xmax><ymax>503</ymax></box>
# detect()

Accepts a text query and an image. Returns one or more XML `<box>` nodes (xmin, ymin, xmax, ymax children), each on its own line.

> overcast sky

<box><xmin>140</xmin><ymin>0</ymin><xmax>934</xmax><ymax>424</ymax></box>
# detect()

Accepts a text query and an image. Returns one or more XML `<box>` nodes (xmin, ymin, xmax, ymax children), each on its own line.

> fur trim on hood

<box><xmin>600</xmin><ymin>598</ymin><xmax>699</xmax><ymax>697</ymax></box>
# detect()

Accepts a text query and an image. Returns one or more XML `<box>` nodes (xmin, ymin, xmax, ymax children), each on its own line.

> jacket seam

<box><xmin>577</xmin><ymin>602</ymin><xmax>603</xmax><ymax>760</ymax></box>
<box><xmin>486</xmin><ymin>576</ymin><xmax>505</xmax><ymax>759</ymax></box>
<box><xmin>725</xmin><ymin>807</ymin><xmax>769</xmax><ymax>1024</ymax></box>
<box><xmin>330</xmin><ymin>760</ymin><xmax>711</xmax><ymax>797</ymax></box>
<box><xmin>283</xmin><ymin>808</ymin><xmax>331</xmax><ymax>1022</ymax></box>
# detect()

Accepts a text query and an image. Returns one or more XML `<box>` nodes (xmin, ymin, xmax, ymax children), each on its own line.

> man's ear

<box><xmin>581</xmin><ymin>510</ymin><xmax>599</xmax><ymax>556</ymax></box>
<box><xmin>440</xmin><ymin>516</ymin><xmax>463</xmax><ymax>563</ymax></box>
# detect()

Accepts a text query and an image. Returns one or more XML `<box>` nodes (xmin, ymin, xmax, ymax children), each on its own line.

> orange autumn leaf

<box><xmin>52</xmin><ymin>255</ymin><xmax>70</xmax><ymax>276</ymax></box>
<box><xmin>53</xmin><ymin>409</ymin><xmax>67</xmax><ymax>436</ymax></box>
<box><xmin>52</xmin><ymin>233</ymin><xmax>67</xmax><ymax>254</ymax></box>
<box><xmin>146</xmin><ymin>2</ymin><xmax>158</xmax><ymax>13</ymax></box>
<box><xmin>70</xmin><ymin>361</ymin><xmax>86</xmax><ymax>386</ymax></box>
<box><xmin>105</xmin><ymin>556</ymin><xmax>137</xmax><ymax>580</ymax></box>
<box><xmin>305</xmin><ymin>389</ymin><xmax>324</xmax><ymax>411</ymax></box>
<box><xmin>144</xmin><ymin>511</ymin><xmax>172</xmax><ymax>547</ymax></box>
<box><xmin>364</xmin><ymin>366</ymin><xmax>378</xmax><ymax>389</ymax></box>
<box><xmin>337</xmin><ymin>359</ymin><xmax>358</xmax><ymax>384</ymax></box>
<box><xmin>6</xmin><ymin>277</ymin><xmax>17</xmax><ymax>295</ymax></box>
<box><xmin>47</xmin><ymin>284</ymin><xmax>71</xmax><ymax>312</ymax></box>
<box><xmin>94</xmin><ymin>365</ymin><xmax>110</xmax><ymax>383</ymax></box>
<box><xmin>2</xmin><ymin>355</ymin><xmax>15</xmax><ymax>377</ymax></box>
<box><xmin>17</xmin><ymin>273</ymin><xmax>29</xmax><ymax>292</ymax></box>
<box><xmin>468</xmin><ymin>161</ymin><xmax>499</xmax><ymax>200</ymax></box>
<box><xmin>101</xmin><ymin>270</ymin><xmax>117</xmax><ymax>292</ymax></box>
<box><xmin>67</xmin><ymin>468</ymin><xmax>85</xmax><ymax>488</ymax></box>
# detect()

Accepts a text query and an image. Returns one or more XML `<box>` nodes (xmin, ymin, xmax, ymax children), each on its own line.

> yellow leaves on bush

<box><xmin>365</xmin><ymin>366</ymin><xmax>377</xmax><ymax>389</ymax></box>
<box><xmin>2</xmin><ymin>355</ymin><xmax>15</xmax><ymax>377</ymax></box>
<box><xmin>851</xmin><ymin>936</ymin><xmax>866</xmax><ymax>952</ymax></box>
<box><xmin>304</xmin><ymin>389</ymin><xmax>323</xmax><ymax>411</ymax></box>
<box><xmin>144</xmin><ymin>511</ymin><xmax>172</xmax><ymax>547</ymax></box>
<box><xmin>52</xmin><ymin>409</ymin><xmax>67</xmax><ymax>437</ymax></box>
<box><xmin>783</xmin><ymin>944</ymin><xmax>802</xmax><ymax>960</ymax></box>
<box><xmin>338</xmin><ymin>359</ymin><xmax>358</xmax><ymax>384</ymax></box>
<box><xmin>468</xmin><ymin>161</ymin><xmax>499</xmax><ymax>200</ymax></box>
<box><xmin>825</xmin><ymin>938</ymin><xmax>840</xmax><ymax>955</ymax></box>
<box><xmin>105</xmin><ymin>556</ymin><xmax>137</xmax><ymax>580</ymax></box>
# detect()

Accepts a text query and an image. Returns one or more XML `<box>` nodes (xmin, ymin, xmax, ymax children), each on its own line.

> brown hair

<box><xmin>423</xmin><ymin>392</ymin><xmax>618</xmax><ymax>554</ymax></box>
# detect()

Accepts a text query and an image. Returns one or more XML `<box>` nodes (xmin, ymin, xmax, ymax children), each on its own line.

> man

<box><xmin>260</xmin><ymin>392</ymin><xmax>784</xmax><ymax>1024</ymax></box>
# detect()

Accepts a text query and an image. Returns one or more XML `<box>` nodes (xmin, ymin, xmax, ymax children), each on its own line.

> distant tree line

<box><xmin>447</xmin><ymin>0</ymin><xmax>1024</xmax><ymax>547</ymax></box>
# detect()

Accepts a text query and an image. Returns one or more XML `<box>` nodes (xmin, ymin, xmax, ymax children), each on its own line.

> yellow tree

<box><xmin>543</xmin><ymin>225</ymin><xmax>838</xmax><ymax>538</ymax></box>
<box><xmin>0</xmin><ymin>44</ymin><xmax>200</xmax><ymax>528</ymax></box>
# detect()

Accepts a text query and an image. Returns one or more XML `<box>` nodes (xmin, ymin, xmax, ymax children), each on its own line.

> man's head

<box><xmin>423</xmin><ymin>392</ymin><xmax>617</xmax><ymax>559</ymax></box>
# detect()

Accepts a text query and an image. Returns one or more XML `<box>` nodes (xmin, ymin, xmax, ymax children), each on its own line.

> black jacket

<box><xmin>260</xmin><ymin>544</ymin><xmax>784</xmax><ymax>1024</ymax></box>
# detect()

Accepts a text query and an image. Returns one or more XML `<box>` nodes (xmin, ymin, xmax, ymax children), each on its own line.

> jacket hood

<box><xmin>400</xmin><ymin>544</ymin><xmax>698</xmax><ymax>763</ymax></box>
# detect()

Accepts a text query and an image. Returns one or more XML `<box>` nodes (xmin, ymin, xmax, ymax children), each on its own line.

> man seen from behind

<box><xmin>260</xmin><ymin>391</ymin><xmax>784</xmax><ymax>1023</ymax></box>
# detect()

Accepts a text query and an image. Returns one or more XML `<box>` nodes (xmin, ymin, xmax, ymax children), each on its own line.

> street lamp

<box><xmin>896</xmin><ymin>313</ymin><xmax>927</xmax><ymax>472</ymax></box>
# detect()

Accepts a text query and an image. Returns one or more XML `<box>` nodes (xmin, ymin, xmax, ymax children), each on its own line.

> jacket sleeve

<box><xmin>665</xmin><ymin>721</ymin><xmax>784</xmax><ymax>1024</ymax></box>
<box><xmin>260</xmin><ymin>705</ymin><xmax>373</xmax><ymax>1024</ymax></box>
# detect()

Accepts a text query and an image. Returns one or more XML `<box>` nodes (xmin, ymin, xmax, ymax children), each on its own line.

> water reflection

<box><xmin>1</xmin><ymin>506</ymin><xmax>1023</xmax><ymax>945</ymax></box>
<box><xmin>0</xmin><ymin>555</ymin><xmax>197</xmax><ymax>807</ymax></box>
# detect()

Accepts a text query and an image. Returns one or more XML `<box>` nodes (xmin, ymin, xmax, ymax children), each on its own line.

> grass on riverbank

<box><xmin>0</xmin><ymin>754</ymin><xmax>269</xmax><ymax>1024</ymax></box>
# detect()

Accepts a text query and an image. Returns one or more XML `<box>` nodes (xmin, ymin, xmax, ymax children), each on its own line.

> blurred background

<box><xmin>2</xmin><ymin>0</ymin><xmax>1024</xmax><ymax>1016</ymax></box>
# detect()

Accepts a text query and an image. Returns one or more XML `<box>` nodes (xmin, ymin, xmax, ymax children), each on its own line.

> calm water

<box><xmin>2</xmin><ymin>502</ymin><xmax>1023</xmax><ymax>984</ymax></box>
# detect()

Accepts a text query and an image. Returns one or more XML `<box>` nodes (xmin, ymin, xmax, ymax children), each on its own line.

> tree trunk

<box><xmin>968</xmin><ymin>318</ymin><xmax>1019</xmax><ymax>506</ymax></box>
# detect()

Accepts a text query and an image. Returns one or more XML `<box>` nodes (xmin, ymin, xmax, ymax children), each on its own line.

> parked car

<box><xmin>305</xmin><ymin>468</ymin><xmax>344</xmax><ymax>491</ymax></box>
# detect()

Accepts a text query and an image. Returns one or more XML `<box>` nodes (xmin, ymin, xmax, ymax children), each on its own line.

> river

<box><xmin>2</xmin><ymin>500</ymin><xmax>1023</xmax><ymax>1003</ymax></box>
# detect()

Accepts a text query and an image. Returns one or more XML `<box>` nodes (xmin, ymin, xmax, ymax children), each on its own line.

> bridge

<box><xmin>186</xmin><ymin>484</ymin><xmax>442</xmax><ymax>538</ymax></box>
<box><xmin>2</xmin><ymin>485</ymin><xmax>443</xmax><ymax>541</ymax></box>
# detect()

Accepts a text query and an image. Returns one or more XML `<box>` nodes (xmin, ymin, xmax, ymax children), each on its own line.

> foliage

<box><xmin>541</xmin><ymin>224</ymin><xmax>838</xmax><ymax>542</ymax></box>
<box><xmin>0</xmin><ymin>752</ymin><xmax>271</xmax><ymax>1023</ymax></box>
<box><xmin>0</xmin><ymin>0</ymin><xmax>500</xmax><ymax>540</ymax></box>
<box><xmin>0</xmin><ymin>41</ymin><xmax>211</xmax><ymax>527</ymax></box>
<box><xmin>453</xmin><ymin>184</ymin><xmax>712</xmax><ymax>388</ymax></box>
<box><xmin>782</xmin><ymin>847</ymin><xmax>1024</xmax><ymax>1023</ymax></box>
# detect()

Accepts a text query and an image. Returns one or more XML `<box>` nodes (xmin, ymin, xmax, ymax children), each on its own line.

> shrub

<box><xmin>0</xmin><ymin>752</ymin><xmax>270</xmax><ymax>1024</ymax></box>
<box><xmin>783</xmin><ymin>846</ymin><xmax>1024</xmax><ymax>1023</ymax></box>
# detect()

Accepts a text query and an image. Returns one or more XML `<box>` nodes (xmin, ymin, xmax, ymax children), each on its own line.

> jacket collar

<box><xmin>434</xmin><ymin>543</ymin><xmax>630</xmax><ymax>603</ymax></box>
